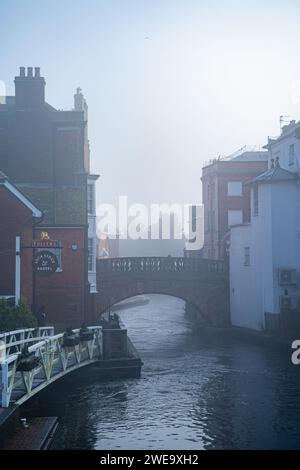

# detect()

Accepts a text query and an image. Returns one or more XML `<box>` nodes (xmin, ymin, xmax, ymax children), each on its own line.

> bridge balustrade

<box><xmin>97</xmin><ymin>257</ymin><xmax>225</xmax><ymax>275</ymax></box>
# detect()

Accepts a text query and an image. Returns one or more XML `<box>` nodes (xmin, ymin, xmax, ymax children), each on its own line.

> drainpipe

<box><xmin>32</xmin><ymin>212</ymin><xmax>44</xmax><ymax>316</ymax></box>
<box><xmin>15</xmin><ymin>236</ymin><xmax>21</xmax><ymax>305</ymax></box>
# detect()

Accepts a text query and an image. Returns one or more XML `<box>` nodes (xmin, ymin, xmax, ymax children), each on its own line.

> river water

<box><xmin>23</xmin><ymin>294</ymin><xmax>300</xmax><ymax>449</ymax></box>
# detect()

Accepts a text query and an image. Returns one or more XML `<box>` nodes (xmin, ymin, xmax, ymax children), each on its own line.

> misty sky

<box><xmin>1</xmin><ymin>0</ymin><xmax>300</xmax><ymax>211</ymax></box>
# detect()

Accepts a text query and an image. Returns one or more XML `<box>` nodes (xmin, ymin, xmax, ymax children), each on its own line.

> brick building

<box><xmin>0</xmin><ymin>67</ymin><xmax>98</xmax><ymax>328</ymax></box>
<box><xmin>0</xmin><ymin>171</ymin><xmax>42</xmax><ymax>304</ymax></box>
<box><xmin>201</xmin><ymin>148</ymin><xmax>268</xmax><ymax>261</ymax></box>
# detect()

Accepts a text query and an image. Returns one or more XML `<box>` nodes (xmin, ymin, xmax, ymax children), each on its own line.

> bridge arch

<box><xmin>95</xmin><ymin>257</ymin><xmax>230</xmax><ymax>327</ymax></box>
<box><xmin>98</xmin><ymin>291</ymin><xmax>209</xmax><ymax>323</ymax></box>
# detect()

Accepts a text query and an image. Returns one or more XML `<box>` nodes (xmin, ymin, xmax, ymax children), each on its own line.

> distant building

<box><xmin>118</xmin><ymin>237</ymin><xmax>185</xmax><ymax>257</ymax></box>
<box><xmin>266</xmin><ymin>119</ymin><xmax>300</xmax><ymax>172</ymax></box>
<box><xmin>0</xmin><ymin>171</ymin><xmax>42</xmax><ymax>305</ymax></box>
<box><xmin>0</xmin><ymin>68</ymin><xmax>99</xmax><ymax>328</ymax></box>
<box><xmin>201</xmin><ymin>148</ymin><xmax>268</xmax><ymax>260</ymax></box>
<box><xmin>230</xmin><ymin>123</ymin><xmax>300</xmax><ymax>331</ymax></box>
<box><xmin>118</xmin><ymin>213</ymin><xmax>186</xmax><ymax>257</ymax></box>
<box><xmin>97</xmin><ymin>233</ymin><xmax>119</xmax><ymax>259</ymax></box>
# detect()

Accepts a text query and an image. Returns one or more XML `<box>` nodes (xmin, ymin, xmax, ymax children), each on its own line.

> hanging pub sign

<box><xmin>33</xmin><ymin>250</ymin><xmax>58</xmax><ymax>275</ymax></box>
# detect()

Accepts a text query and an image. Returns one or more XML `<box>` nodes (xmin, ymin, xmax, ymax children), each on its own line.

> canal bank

<box><xmin>100</xmin><ymin>315</ymin><xmax>143</xmax><ymax>378</ymax></box>
<box><xmin>0</xmin><ymin>405</ymin><xmax>58</xmax><ymax>450</ymax></box>
<box><xmin>185</xmin><ymin>302</ymin><xmax>300</xmax><ymax>346</ymax></box>
<box><xmin>15</xmin><ymin>294</ymin><xmax>300</xmax><ymax>450</ymax></box>
<box><xmin>0</xmin><ymin>315</ymin><xmax>142</xmax><ymax>449</ymax></box>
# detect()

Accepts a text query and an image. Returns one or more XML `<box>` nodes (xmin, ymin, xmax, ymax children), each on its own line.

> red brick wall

<box><xmin>20</xmin><ymin>226</ymin><xmax>34</xmax><ymax>305</ymax></box>
<box><xmin>34</xmin><ymin>227</ymin><xmax>87</xmax><ymax>330</ymax></box>
<box><xmin>0</xmin><ymin>186</ymin><xmax>89</xmax><ymax>328</ymax></box>
<box><xmin>0</xmin><ymin>186</ymin><xmax>34</xmax><ymax>304</ymax></box>
<box><xmin>217</xmin><ymin>161</ymin><xmax>267</xmax><ymax>242</ymax></box>
<box><xmin>202</xmin><ymin>160</ymin><xmax>268</xmax><ymax>259</ymax></box>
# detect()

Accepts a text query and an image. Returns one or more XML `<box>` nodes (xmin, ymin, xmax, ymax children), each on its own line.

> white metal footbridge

<box><xmin>0</xmin><ymin>326</ymin><xmax>102</xmax><ymax>408</ymax></box>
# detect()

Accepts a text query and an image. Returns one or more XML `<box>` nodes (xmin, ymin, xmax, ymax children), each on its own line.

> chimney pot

<box><xmin>34</xmin><ymin>67</ymin><xmax>40</xmax><ymax>78</ymax></box>
<box><xmin>27</xmin><ymin>67</ymin><xmax>33</xmax><ymax>77</ymax></box>
<box><xmin>20</xmin><ymin>67</ymin><xmax>25</xmax><ymax>77</ymax></box>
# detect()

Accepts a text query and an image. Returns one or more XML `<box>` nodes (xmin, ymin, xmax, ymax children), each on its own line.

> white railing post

<box><xmin>100</xmin><ymin>328</ymin><xmax>103</xmax><ymax>357</ymax></box>
<box><xmin>1</xmin><ymin>361</ymin><xmax>9</xmax><ymax>407</ymax></box>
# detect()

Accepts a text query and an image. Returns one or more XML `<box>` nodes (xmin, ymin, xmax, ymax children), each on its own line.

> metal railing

<box><xmin>0</xmin><ymin>327</ymin><xmax>54</xmax><ymax>356</ymax></box>
<box><xmin>203</xmin><ymin>145</ymin><xmax>266</xmax><ymax>168</ymax></box>
<box><xmin>0</xmin><ymin>326</ymin><xmax>102</xmax><ymax>408</ymax></box>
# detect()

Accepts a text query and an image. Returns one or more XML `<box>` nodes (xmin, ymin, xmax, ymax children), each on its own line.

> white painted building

<box><xmin>87</xmin><ymin>175</ymin><xmax>99</xmax><ymax>293</ymax></box>
<box><xmin>267</xmin><ymin>120</ymin><xmax>300</xmax><ymax>172</ymax></box>
<box><xmin>230</xmin><ymin>121</ymin><xmax>300</xmax><ymax>331</ymax></box>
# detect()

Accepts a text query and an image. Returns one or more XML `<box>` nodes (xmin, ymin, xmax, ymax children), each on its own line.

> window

<box><xmin>88</xmin><ymin>238</ymin><xmax>95</xmax><ymax>272</ymax></box>
<box><xmin>207</xmin><ymin>182</ymin><xmax>215</xmax><ymax>200</ymax></box>
<box><xmin>244</xmin><ymin>247</ymin><xmax>250</xmax><ymax>266</ymax></box>
<box><xmin>228</xmin><ymin>209</ymin><xmax>243</xmax><ymax>227</ymax></box>
<box><xmin>207</xmin><ymin>211</ymin><xmax>211</xmax><ymax>232</ymax></box>
<box><xmin>207</xmin><ymin>210</ymin><xmax>215</xmax><ymax>231</ymax></box>
<box><xmin>87</xmin><ymin>183</ymin><xmax>95</xmax><ymax>214</ymax></box>
<box><xmin>289</xmin><ymin>144</ymin><xmax>295</xmax><ymax>166</ymax></box>
<box><xmin>253</xmin><ymin>184</ymin><xmax>259</xmax><ymax>216</ymax></box>
<box><xmin>211</xmin><ymin>210</ymin><xmax>215</xmax><ymax>231</ymax></box>
<box><xmin>228</xmin><ymin>181</ymin><xmax>242</xmax><ymax>197</ymax></box>
<box><xmin>191</xmin><ymin>205</ymin><xmax>197</xmax><ymax>232</ymax></box>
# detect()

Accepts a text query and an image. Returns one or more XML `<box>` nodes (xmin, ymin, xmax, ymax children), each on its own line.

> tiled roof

<box><xmin>250</xmin><ymin>164</ymin><xmax>298</xmax><ymax>184</ymax></box>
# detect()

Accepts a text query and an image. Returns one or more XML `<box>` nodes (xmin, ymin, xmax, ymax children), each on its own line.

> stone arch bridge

<box><xmin>96</xmin><ymin>257</ymin><xmax>230</xmax><ymax>327</ymax></box>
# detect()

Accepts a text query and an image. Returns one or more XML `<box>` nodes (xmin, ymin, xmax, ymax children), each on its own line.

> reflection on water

<box><xmin>23</xmin><ymin>295</ymin><xmax>300</xmax><ymax>449</ymax></box>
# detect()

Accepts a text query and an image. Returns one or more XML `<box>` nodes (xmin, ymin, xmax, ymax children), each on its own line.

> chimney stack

<box><xmin>74</xmin><ymin>86</ymin><xmax>88</xmax><ymax>119</ymax></box>
<box><xmin>74</xmin><ymin>87</ymin><xmax>84</xmax><ymax>110</ymax></box>
<box><xmin>14</xmin><ymin>66</ymin><xmax>46</xmax><ymax>108</ymax></box>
